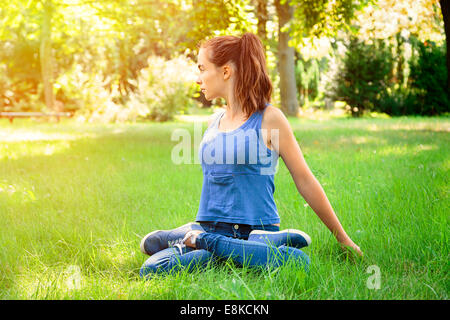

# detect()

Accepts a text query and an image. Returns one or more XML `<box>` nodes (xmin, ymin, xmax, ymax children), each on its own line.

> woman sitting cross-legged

<box><xmin>139</xmin><ymin>32</ymin><xmax>362</xmax><ymax>278</ymax></box>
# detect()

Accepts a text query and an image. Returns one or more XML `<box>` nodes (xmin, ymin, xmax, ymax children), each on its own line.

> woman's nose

<box><xmin>196</xmin><ymin>76</ymin><xmax>202</xmax><ymax>85</ymax></box>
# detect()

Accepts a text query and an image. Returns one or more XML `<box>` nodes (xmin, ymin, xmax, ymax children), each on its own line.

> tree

<box><xmin>0</xmin><ymin>0</ymin><xmax>54</xmax><ymax>111</ymax></box>
<box><xmin>330</xmin><ymin>37</ymin><xmax>394</xmax><ymax>117</ymax></box>
<box><xmin>40</xmin><ymin>0</ymin><xmax>55</xmax><ymax>111</ymax></box>
<box><xmin>440</xmin><ymin>0</ymin><xmax>450</xmax><ymax>94</ymax></box>
<box><xmin>268</xmin><ymin>0</ymin><xmax>373</xmax><ymax>116</ymax></box>
<box><xmin>353</xmin><ymin>0</ymin><xmax>445</xmax><ymax>89</ymax></box>
<box><xmin>274</xmin><ymin>0</ymin><xmax>298</xmax><ymax>115</ymax></box>
<box><xmin>253</xmin><ymin>0</ymin><xmax>269</xmax><ymax>49</ymax></box>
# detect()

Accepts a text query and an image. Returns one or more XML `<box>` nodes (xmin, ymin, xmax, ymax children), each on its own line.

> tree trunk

<box><xmin>40</xmin><ymin>0</ymin><xmax>54</xmax><ymax>111</ymax></box>
<box><xmin>395</xmin><ymin>32</ymin><xmax>405</xmax><ymax>87</ymax></box>
<box><xmin>254</xmin><ymin>0</ymin><xmax>269</xmax><ymax>49</ymax></box>
<box><xmin>274</xmin><ymin>0</ymin><xmax>298</xmax><ymax>116</ymax></box>
<box><xmin>440</xmin><ymin>0</ymin><xmax>450</xmax><ymax>95</ymax></box>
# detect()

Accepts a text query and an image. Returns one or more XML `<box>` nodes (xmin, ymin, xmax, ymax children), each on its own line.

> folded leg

<box><xmin>140</xmin><ymin>246</ymin><xmax>214</xmax><ymax>278</ymax></box>
<box><xmin>195</xmin><ymin>232</ymin><xmax>310</xmax><ymax>271</ymax></box>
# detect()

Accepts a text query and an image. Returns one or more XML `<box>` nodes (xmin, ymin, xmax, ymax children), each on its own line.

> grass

<box><xmin>0</xmin><ymin>112</ymin><xmax>448</xmax><ymax>300</ymax></box>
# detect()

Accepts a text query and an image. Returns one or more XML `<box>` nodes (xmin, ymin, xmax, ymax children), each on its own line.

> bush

<box><xmin>376</xmin><ymin>85</ymin><xmax>416</xmax><ymax>116</ymax></box>
<box><xmin>0</xmin><ymin>40</ymin><xmax>42</xmax><ymax>112</ymax></box>
<box><xmin>374</xmin><ymin>38</ymin><xmax>449</xmax><ymax>116</ymax></box>
<box><xmin>328</xmin><ymin>37</ymin><xmax>394</xmax><ymax>117</ymax></box>
<box><xmin>78</xmin><ymin>55</ymin><xmax>199</xmax><ymax>123</ymax></box>
<box><xmin>295</xmin><ymin>57</ymin><xmax>322</xmax><ymax>105</ymax></box>
<box><xmin>407</xmin><ymin>38</ymin><xmax>449</xmax><ymax>115</ymax></box>
<box><xmin>130</xmin><ymin>55</ymin><xmax>199</xmax><ymax>122</ymax></box>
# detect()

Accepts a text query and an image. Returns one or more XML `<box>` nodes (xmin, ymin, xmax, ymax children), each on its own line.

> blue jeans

<box><xmin>139</xmin><ymin>221</ymin><xmax>310</xmax><ymax>278</ymax></box>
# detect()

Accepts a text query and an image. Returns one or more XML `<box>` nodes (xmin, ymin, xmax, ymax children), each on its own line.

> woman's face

<box><xmin>196</xmin><ymin>48</ymin><xmax>225</xmax><ymax>101</ymax></box>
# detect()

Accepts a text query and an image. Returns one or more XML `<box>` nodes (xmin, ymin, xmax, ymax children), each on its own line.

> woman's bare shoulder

<box><xmin>262</xmin><ymin>105</ymin><xmax>290</xmax><ymax>130</ymax></box>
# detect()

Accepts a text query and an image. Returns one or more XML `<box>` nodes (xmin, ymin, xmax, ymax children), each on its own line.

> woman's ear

<box><xmin>222</xmin><ymin>65</ymin><xmax>232</xmax><ymax>80</ymax></box>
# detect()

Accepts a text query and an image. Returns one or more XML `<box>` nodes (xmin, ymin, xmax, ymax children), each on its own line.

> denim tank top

<box><xmin>195</xmin><ymin>104</ymin><xmax>280</xmax><ymax>225</ymax></box>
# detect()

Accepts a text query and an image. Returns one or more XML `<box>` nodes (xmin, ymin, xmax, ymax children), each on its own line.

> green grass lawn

<box><xmin>0</xmin><ymin>114</ymin><xmax>448</xmax><ymax>299</ymax></box>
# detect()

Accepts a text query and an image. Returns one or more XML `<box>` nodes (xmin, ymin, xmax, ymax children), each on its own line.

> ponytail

<box><xmin>237</xmin><ymin>33</ymin><xmax>272</xmax><ymax>118</ymax></box>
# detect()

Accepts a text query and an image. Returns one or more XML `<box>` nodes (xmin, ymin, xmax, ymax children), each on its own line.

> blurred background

<box><xmin>0</xmin><ymin>0</ymin><xmax>447</xmax><ymax>122</ymax></box>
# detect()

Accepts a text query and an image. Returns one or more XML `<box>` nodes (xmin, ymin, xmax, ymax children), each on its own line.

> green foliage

<box><xmin>0</xmin><ymin>42</ymin><xmax>44</xmax><ymax>112</ymax></box>
<box><xmin>407</xmin><ymin>38</ymin><xmax>449</xmax><ymax>115</ymax></box>
<box><xmin>0</xmin><ymin>0</ymin><xmax>251</xmax><ymax>116</ymax></box>
<box><xmin>0</xmin><ymin>0</ymin><xmax>445</xmax><ymax>119</ymax></box>
<box><xmin>131</xmin><ymin>55</ymin><xmax>199</xmax><ymax>122</ymax></box>
<box><xmin>289</xmin><ymin>0</ymin><xmax>375</xmax><ymax>44</ymax></box>
<box><xmin>77</xmin><ymin>55</ymin><xmax>199</xmax><ymax>123</ymax></box>
<box><xmin>375</xmin><ymin>38</ymin><xmax>449</xmax><ymax>116</ymax></box>
<box><xmin>295</xmin><ymin>55</ymin><xmax>327</xmax><ymax>105</ymax></box>
<box><xmin>375</xmin><ymin>86</ymin><xmax>417</xmax><ymax>116</ymax></box>
<box><xmin>329</xmin><ymin>37</ymin><xmax>394</xmax><ymax>117</ymax></box>
<box><xmin>182</xmin><ymin>0</ymin><xmax>253</xmax><ymax>50</ymax></box>
<box><xmin>0</xmin><ymin>2</ymin><xmax>42</xmax><ymax>112</ymax></box>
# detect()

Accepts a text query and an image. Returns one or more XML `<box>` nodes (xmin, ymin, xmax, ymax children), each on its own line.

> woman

<box><xmin>139</xmin><ymin>33</ymin><xmax>362</xmax><ymax>277</ymax></box>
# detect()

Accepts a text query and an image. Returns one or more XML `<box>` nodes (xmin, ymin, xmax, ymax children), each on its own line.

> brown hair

<box><xmin>198</xmin><ymin>33</ymin><xmax>272</xmax><ymax>119</ymax></box>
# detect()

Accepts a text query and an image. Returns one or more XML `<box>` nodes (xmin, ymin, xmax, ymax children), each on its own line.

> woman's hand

<box><xmin>183</xmin><ymin>230</ymin><xmax>204</xmax><ymax>249</ymax></box>
<box><xmin>338</xmin><ymin>236</ymin><xmax>363</xmax><ymax>257</ymax></box>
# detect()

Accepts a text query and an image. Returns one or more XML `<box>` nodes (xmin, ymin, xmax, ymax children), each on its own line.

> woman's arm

<box><xmin>264</xmin><ymin>107</ymin><xmax>362</xmax><ymax>256</ymax></box>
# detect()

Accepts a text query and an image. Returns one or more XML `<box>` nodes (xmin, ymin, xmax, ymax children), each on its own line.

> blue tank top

<box><xmin>195</xmin><ymin>104</ymin><xmax>280</xmax><ymax>225</ymax></box>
